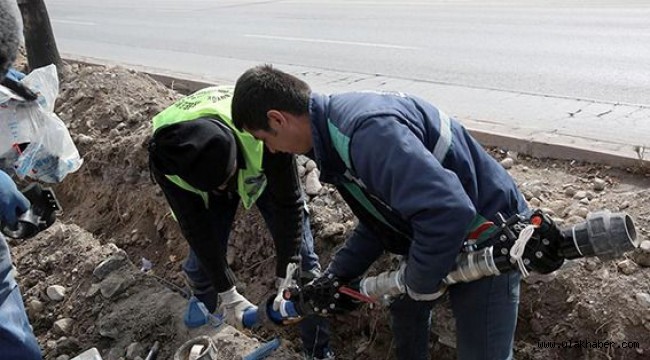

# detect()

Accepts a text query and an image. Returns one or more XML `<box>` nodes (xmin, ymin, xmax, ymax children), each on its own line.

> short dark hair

<box><xmin>232</xmin><ymin>64</ymin><xmax>311</xmax><ymax>131</ymax></box>
<box><xmin>0</xmin><ymin>0</ymin><xmax>21</xmax><ymax>80</ymax></box>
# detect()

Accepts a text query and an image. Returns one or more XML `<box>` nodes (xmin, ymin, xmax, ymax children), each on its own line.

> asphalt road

<box><xmin>43</xmin><ymin>0</ymin><xmax>650</xmax><ymax>162</ymax></box>
<box><xmin>47</xmin><ymin>0</ymin><xmax>650</xmax><ymax>106</ymax></box>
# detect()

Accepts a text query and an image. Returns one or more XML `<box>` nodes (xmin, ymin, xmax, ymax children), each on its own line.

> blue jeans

<box><xmin>390</xmin><ymin>271</ymin><xmax>520</xmax><ymax>360</ymax></box>
<box><xmin>182</xmin><ymin>193</ymin><xmax>329</xmax><ymax>358</ymax></box>
<box><xmin>0</xmin><ymin>234</ymin><xmax>42</xmax><ymax>360</ymax></box>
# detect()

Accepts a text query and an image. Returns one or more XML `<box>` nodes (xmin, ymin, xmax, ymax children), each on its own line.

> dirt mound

<box><xmin>52</xmin><ymin>63</ymin><xmax>186</xmax><ymax>284</ymax></box>
<box><xmin>10</xmin><ymin>62</ymin><xmax>650</xmax><ymax>359</ymax></box>
<box><xmin>11</xmin><ymin>222</ymin><xmax>297</xmax><ymax>360</ymax></box>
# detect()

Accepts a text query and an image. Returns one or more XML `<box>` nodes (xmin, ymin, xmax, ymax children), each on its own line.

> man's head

<box><xmin>232</xmin><ymin>64</ymin><xmax>313</xmax><ymax>154</ymax></box>
<box><xmin>0</xmin><ymin>0</ymin><xmax>21</xmax><ymax>80</ymax></box>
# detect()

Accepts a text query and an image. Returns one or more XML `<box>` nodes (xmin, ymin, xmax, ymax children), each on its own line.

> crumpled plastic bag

<box><xmin>0</xmin><ymin>64</ymin><xmax>82</xmax><ymax>183</ymax></box>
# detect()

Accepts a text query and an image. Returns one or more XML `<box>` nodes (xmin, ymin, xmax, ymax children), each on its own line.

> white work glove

<box><xmin>273</xmin><ymin>262</ymin><xmax>300</xmax><ymax>311</ymax></box>
<box><xmin>218</xmin><ymin>286</ymin><xmax>257</xmax><ymax>330</ymax></box>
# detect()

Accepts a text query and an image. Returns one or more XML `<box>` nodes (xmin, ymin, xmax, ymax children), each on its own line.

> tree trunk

<box><xmin>17</xmin><ymin>0</ymin><xmax>62</xmax><ymax>71</ymax></box>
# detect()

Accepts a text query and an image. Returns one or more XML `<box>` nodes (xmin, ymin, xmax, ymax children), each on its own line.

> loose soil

<box><xmin>9</xmin><ymin>62</ymin><xmax>650</xmax><ymax>360</ymax></box>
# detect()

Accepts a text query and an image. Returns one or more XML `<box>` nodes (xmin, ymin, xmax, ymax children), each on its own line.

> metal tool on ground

<box><xmin>242</xmin><ymin>338</ymin><xmax>281</xmax><ymax>360</ymax></box>
<box><xmin>0</xmin><ymin>182</ymin><xmax>60</xmax><ymax>239</ymax></box>
<box><xmin>144</xmin><ymin>341</ymin><xmax>160</xmax><ymax>360</ymax></box>
<box><xmin>173</xmin><ymin>336</ymin><xmax>217</xmax><ymax>360</ymax></box>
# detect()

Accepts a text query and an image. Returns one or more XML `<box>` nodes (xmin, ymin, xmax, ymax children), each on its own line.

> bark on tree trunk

<box><xmin>17</xmin><ymin>0</ymin><xmax>62</xmax><ymax>71</ymax></box>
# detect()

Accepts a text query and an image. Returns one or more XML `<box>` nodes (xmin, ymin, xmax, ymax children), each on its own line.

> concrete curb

<box><xmin>64</xmin><ymin>57</ymin><xmax>649</xmax><ymax>170</ymax></box>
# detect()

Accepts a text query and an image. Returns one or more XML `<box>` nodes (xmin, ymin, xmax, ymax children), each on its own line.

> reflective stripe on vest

<box><xmin>152</xmin><ymin>86</ymin><xmax>266</xmax><ymax>209</ymax></box>
<box><xmin>433</xmin><ymin>110</ymin><xmax>452</xmax><ymax>162</ymax></box>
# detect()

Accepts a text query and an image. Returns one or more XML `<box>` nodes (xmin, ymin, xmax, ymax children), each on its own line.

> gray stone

<box><xmin>86</xmin><ymin>283</ymin><xmax>101</xmax><ymax>298</ymax></box>
<box><xmin>53</xmin><ymin>318</ymin><xmax>74</xmax><ymax>335</ymax></box>
<box><xmin>593</xmin><ymin>178</ymin><xmax>606</xmax><ymax>191</ymax></box>
<box><xmin>564</xmin><ymin>186</ymin><xmax>577</xmax><ymax>198</ymax></box>
<box><xmin>640</xmin><ymin>240</ymin><xmax>650</xmax><ymax>252</ymax></box>
<box><xmin>47</xmin><ymin>285</ymin><xmax>66</xmax><ymax>302</ymax></box>
<box><xmin>531</xmin><ymin>186</ymin><xmax>543</xmax><ymax>199</ymax></box>
<box><xmin>566</xmin><ymin>215</ymin><xmax>586</xmax><ymax>225</ymax></box>
<box><xmin>126</xmin><ymin>342</ymin><xmax>144</xmax><ymax>360</ymax></box>
<box><xmin>635</xmin><ymin>293</ymin><xmax>650</xmax><ymax>308</ymax></box>
<box><xmin>55</xmin><ymin>337</ymin><xmax>82</xmax><ymax>355</ymax></box>
<box><xmin>500</xmin><ymin>158</ymin><xmax>514</xmax><ymax>169</ymax></box>
<box><xmin>523</xmin><ymin>272</ymin><xmax>557</xmax><ymax>285</ymax></box>
<box><xmin>573</xmin><ymin>190</ymin><xmax>588</xmax><ymax>200</ymax></box>
<box><xmin>106</xmin><ymin>347</ymin><xmax>125</xmax><ymax>360</ymax></box>
<box><xmin>617</xmin><ymin>259</ymin><xmax>638</xmax><ymax>275</ymax></box>
<box><xmin>77</xmin><ymin>134</ymin><xmax>94</xmax><ymax>145</ymax></box>
<box><xmin>100</xmin><ymin>274</ymin><xmax>129</xmax><ymax>299</ymax></box>
<box><xmin>297</xmin><ymin>155</ymin><xmax>310</xmax><ymax>167</ymax></box>
<box><xmin>548</xmin><ymin>200</ymin><xmax>567</xmax><ymax>212</ymax></box>
<box><xmin>552</xmin><ymin>217</ymin><xmax>565</xmax><ymax>227</ymax></box>
<box><xmin>579</xmin><ymin>197</ymin><xmax>590</xmax><ymax>205</ymax></box>
<box><xmin>56</xmin><ymin>356</ymin><xmax>70</xmax><ymax>360</ymax></box>
<box><xmin>305</xmin><ymin>169</ymin><xmax>323</xmax><ymax>196</ymax></box>
<box><xmin>506</xmin><ymin>151</ymin><xmax>519</xmax><ymax>161</ymax></box>
<box><xmin>634</xmin><ymin>241</ymin><xmax>650</xmax><ymax>267</ymax></box>
<box><xmin>528</xmin><ymin>198</ymin><xmax>541</xmax><ymax>208</ymax></box>
<box><xmin>52</xmin><ymin>225</ymin><xmax>66</xmax><ymax>242</ymax></box>
<box><xmin>571</xmin><ymin>207</ymin><xmax>589</xmax><ymax>219</ymax></box>
<box><xmin>522</xmin><ymin>190</ymin><xmax>534</xmax><ymax>201</ymax></box>
<box><xmin>305</xmin><ymin>160</ymin><xmax>317</xmax><ymax>172</ymax></box>
<box><xmin>98</xmin><ymin>321</ymin><xmax>120</xmax><ymax>339</ymax></box>
<box><xmin>297</xmin><ymin>165</ymin><xmax>306</xmax><ymax>177</ymax></box>
<box><xmin>93</xmin><ymin>251</ymin><xmax>128</xmax><ymax>280</ymax></box>
<box><xmin>540</xmin><ymin>207</ymin><xmax>555</xmax><ymax>216</ymax></box>
<box><xmin>27</xmin><ymin>299</ymin><xmax>45</xmax><ymax>317</ymax></box>
<box><xmin>584</xmin><ymin>260</ymin><xmax>599</xmax><ymax>271</ymax></box>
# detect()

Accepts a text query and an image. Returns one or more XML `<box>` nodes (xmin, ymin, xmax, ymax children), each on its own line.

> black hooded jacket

<box><xmin>149</xmin><ymin>117</ymin><xmax>306</xmax><ymax>293</ymax></box>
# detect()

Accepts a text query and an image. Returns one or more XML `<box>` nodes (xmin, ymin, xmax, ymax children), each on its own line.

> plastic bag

<box><xmin>0</xmin><ymin>65</ymin><xmax>82</xmax><ymax>183</ymax></box>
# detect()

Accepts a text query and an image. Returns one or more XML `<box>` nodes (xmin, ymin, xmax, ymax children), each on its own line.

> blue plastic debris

<box><xmin>242</xmin><ymin>338</ymin><xmax>281</xmax><ymax>360</ymax></box>
<box><xmin>183</xmin><ymin>296</ymin><xmax>223</xmax><ymax>328</ymax></box>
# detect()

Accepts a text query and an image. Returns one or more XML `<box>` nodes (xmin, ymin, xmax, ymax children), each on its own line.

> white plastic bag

<box><xmin>0</xmin><ymin>65</ymin><xmax>82</xmax><ymax>183</ymax></box>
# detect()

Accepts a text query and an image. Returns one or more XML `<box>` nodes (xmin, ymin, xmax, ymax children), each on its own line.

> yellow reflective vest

<box><xmin>152</xmin><ymin>86</ymin><xmax>266</xmax><ymax>209</ymax></box>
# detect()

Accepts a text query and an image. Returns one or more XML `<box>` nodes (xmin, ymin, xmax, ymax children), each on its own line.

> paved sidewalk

<box><xmin>67</xmin><ymin>56</ymin><xmax>650</xmax><ymax>168</ymax></box>
<box><xmin>289</xmin><ymin>66</ymin><xmax>650</xmax><ymax>168</ymax></box>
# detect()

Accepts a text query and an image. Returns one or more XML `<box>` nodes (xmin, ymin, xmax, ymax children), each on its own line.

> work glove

<box><xmin>217</xmin><ymin>286</ymin><xmax>257</xmax><ymax>330</ymax></box>
<box><xmin>302</xmin><ymin>272</ymin><xmax>360</xmax><ymax>315</ymax></box>
<box><xmin>0</xmin><ymin>170</ymin><xmax>30</xmax><ymax>228</ymax></box>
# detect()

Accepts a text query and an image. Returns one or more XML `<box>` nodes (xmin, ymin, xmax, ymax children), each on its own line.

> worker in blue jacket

<box><xmin>231</xmin><ymin>65</ymin><xmax>528</xmax><ymax>360</ymax></box>
<box><xmin>0</xmin><ymin>1</ymin><xmax>43</xmax><ymax>359</ymax></box>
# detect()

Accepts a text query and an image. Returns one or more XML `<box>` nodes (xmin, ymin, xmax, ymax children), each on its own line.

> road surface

<box><xmin>46</xmin><ymin>0</ymin><xmax>650</xmax><ymax>162</ymax></box>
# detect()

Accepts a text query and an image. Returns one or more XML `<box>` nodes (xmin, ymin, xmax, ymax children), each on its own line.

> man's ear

<box><xmin>267</xmin><ymin>110</ymin><xmax>286</xmax><ymax>130</ymax></box>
